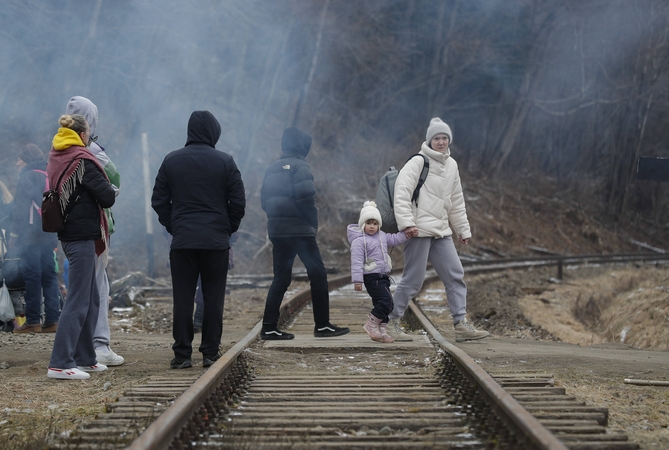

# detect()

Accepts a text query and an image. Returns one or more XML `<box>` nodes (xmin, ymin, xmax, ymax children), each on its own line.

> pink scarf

<box><xmin>47</xmin><ymin>146</ymin><xmax>110</xmax><ymax>256</ymax></box>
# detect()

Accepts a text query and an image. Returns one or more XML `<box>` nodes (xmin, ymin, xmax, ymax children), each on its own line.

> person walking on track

<box><xmin>259</xmin><ymin>127</ymin><xmax>350</xmax><ymax>340</ymax></box>
<box><xmin>388</xmin><ymin>117</ymin><xmax>489</xmax><ymax>343</ymax></box>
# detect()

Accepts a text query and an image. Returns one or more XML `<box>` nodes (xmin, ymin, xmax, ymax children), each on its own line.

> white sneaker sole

<box><xmin>47</xmin><ymin>368</ymin><xmax>90</xmax><ymax>380</ymax></box>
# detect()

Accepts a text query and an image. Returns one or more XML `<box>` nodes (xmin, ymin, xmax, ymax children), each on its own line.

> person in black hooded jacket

<box><xmin>152</xmin><ymin>110</ymin><xmax>245</xmax><ymax>369</ymax></box>
<box><xmin>259</xmin><ymin>127</ymin><xmax>350</xmax><ymax>340</ymax></box>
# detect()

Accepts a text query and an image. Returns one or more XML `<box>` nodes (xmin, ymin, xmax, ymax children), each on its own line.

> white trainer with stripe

<box><xmin>47</xmin><ymin>367</ymin><xmax>91</xmax><ymax>380</ymax></box>
<box><xmin>77</xmin><ymin>363</ymin><xmax>108</xmax><ymax>372</ymax></box>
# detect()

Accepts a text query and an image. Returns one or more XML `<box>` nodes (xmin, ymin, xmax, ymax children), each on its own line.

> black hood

<box><xmin>185</xmin><ymin>110</ymin><xmax>221</xmax><ymax>147</ymax></box>
<box><xmin>281</xmin><ymin>127</ymin><xmax>312</xmax><ymax>158</ymax></box>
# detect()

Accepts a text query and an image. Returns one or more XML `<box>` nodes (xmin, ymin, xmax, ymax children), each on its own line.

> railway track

<box><xmin>55</xmin><ymin>253</ymin><xmax>667</xmax><ymax>449</ymax></box>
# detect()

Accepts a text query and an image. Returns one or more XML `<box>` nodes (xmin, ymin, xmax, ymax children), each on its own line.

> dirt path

<box><xmin>1</xmin><ymin>266</ymin><xmax>668</xmax><ymax>449</ymax></box>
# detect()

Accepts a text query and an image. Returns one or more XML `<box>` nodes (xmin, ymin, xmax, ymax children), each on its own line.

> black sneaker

<box><xmin>203</xmin><ymin>353</ymin><xmax>221</xmax><ymax>368</ymax></box>
<box><xmin>170</xmin><ymin>357</ymin><xmax>193</xmax><ymax>369</ymax></box>
<box><xmin>260</xmin><ymin>325</ymin><xmax>295</xmax><ymax>340</ymax></box>
<box><xmin>314</xmin><ymin>323</ymin><xmax>350</xmax><ymax>338</ymax></box>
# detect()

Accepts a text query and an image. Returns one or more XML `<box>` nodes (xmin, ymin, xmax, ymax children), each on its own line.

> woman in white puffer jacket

<box><xmin>387</xmin><ymin>118</ymin><xmax>489</xmax><ymax>343</ymax></box>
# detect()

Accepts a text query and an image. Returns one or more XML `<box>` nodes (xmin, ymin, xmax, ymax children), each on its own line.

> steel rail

<box><xmin>126</xmin><ymin>253</ymin><xmax>660</xmax><ymax>449</ymax></box>
<box><xmin>126</xmin><ymin>275</ymin><xmax>352</xmax><ymax>450</ymax></box>
<box><xmin>126</xmin><ymin>322</ymin><xmax>260</xmax><ymax>450</ymax></box>
<box><xmin>408</xmin><ymin>300</ymin><xmax>569</xmax><ymax>450</ymax></box>
<box><xmin>462</xmin><ymin>252</ymin><xmax>669</xmax><ymax>270</ymax></box>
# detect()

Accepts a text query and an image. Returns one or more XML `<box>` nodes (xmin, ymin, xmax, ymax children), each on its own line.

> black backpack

<box><xmin>375</xmin><ymin>154</ymin><xmax>429</xmax><ymax>233</ymax></box>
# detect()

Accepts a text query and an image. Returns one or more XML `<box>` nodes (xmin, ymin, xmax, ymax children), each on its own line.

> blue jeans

<box><xmin>20</xmin><ymin>241</ymin><xmax>60</xmax><ymax>325</ymax></box>
<box><xmin>262</xmin><ymin>236</ymin><xmax>330</xmax><ymax>326</ymax></box>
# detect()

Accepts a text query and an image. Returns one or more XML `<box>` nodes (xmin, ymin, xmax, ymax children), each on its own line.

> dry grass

<box><xmin>519</xmin><ymin>264</ymin><xmax>669</xmax><ymax>351</ymax></box>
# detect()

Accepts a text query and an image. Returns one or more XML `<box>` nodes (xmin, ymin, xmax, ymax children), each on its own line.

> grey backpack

<box><xmin>375</xmin><ymin>154</ymin><xmax>429</xmax><ymax>233</ymax></box>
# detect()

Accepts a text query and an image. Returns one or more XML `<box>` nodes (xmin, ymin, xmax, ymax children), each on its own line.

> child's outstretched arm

<box><xmin>386</xmin><ymin>228</ymin><xmax>411</xmax><ymax>248</ymax></box>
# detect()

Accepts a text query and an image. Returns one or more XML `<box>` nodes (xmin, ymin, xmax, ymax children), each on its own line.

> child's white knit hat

<box><xmin>358</xmin><ymin>201</ymin><xmax>382</xmax><ymax>229</ymax></box>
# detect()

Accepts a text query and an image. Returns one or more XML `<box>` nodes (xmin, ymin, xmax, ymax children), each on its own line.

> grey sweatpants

<box><xmin>93</xmin><ymin>250</ymin><xmax>111</xmax><ymax>350</ymax></box>
<box><xmin>49</xmin><ymin>240</ymin><xmax>100</xmax><ymax>369</ymax></box>
<box><xmin>389</xmin><ymin>235</ymin><xmax>467</xmax><ymax>324</ymax></box>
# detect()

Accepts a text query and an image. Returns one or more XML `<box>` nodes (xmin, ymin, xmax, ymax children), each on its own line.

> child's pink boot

<box><xmin>363</xmin><ymin>314</ymin><xmax>385</xmax><ymax>342</ymax></box>
<box><xmin>378</xmin><ymin>321</ymin><xmax>395</xmax><ymax>343</ymax></box>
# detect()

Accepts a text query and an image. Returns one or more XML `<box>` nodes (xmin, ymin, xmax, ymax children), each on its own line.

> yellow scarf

<box><xmin>52</xmin><ymin>127</ymin><xmax>84</xmax><ymax>151</ymax></box>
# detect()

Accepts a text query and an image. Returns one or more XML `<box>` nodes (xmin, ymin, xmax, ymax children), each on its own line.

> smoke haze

<box><xmin>1</xmin><ymin>0</ymin><xmax>667</xmax><ymax>276</ymax></box>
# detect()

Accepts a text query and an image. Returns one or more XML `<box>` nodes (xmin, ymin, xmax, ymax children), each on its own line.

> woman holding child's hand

<box><xmin>386</xmin><ymin>117</ymin><xmax>489</xmax><ymax>343</ymax></box>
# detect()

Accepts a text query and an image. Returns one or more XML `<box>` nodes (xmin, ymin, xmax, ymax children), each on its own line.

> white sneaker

<box><xmin>47</xmin><ymin>367</ymin><xmax>91</xmax><ymax>380</ymax></box>
<box><xmin>77</xmin><ymin>363</ymin><xmax>108</xmax><ymax>372</ymax></box>
<box><xmin>95</xmin><ymin>347</ymin><xmax>125</xmax><ymax>366</ymax></box>
<box><xmin>386</xmin><ymin>318</ymin><xmax>413</xmax><ymax>341</ymax></box>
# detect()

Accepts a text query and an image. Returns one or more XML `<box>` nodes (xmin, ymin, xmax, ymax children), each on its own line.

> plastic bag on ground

<box><xmin>0</xmin><ymin>283</ymin><xmax>15</xmax><ymax>322</ymax></box>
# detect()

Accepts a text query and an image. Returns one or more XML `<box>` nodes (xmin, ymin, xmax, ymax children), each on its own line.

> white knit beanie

<box><xmin>358</xmin><ymin>201</ymin><xmax>382</xmax><ymax>229</ymax></box>
<box><xmin>426</xmin><ymin>117</ymin><xmax>452</xmax><ymax>145</ymax></box>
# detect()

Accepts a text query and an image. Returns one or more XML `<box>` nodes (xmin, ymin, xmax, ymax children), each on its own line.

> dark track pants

<box><xmin>49</xmin><ymin>240</ymin><xmax>99</xmax><ymax>369</ymax></box>
<box><xmin>262</xmin><ymin>236</ymin><xmax>329</xmax><ymax>326</ymax></box>
<box><xmin>170</xmin><ymin>248</ymin><xmax>229</xmax><ymax>360</ymax></box>
<box><xmin>363</xmin><ymin>273</ymin><xmax>393</xmax><ymax>323</ymax></box>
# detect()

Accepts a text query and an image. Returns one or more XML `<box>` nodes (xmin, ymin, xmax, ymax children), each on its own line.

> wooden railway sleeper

<box><xmin>436</xmin><ymin>351</ymin><xmax>529</xmax><ymax>449</ymax></box>
<box><xmin>168</xmin><ymin>354</ymin><xmax>254</xmax><ymax>450</ymax></box>
<box><xmin>126</xmin><ymin>264</ymin><xmax>651</xmax><ymax>449</ymax></box>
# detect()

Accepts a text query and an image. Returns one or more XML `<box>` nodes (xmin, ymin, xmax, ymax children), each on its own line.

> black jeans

<box><xmin>363</xmin><ymin>273</ymin><xmax>393</xmax><ymax>323</ymax></box>
<box><xmin>170</xmin><ymin>248</ymin><xmax>229</xmax><ymax>359</ymax></box>
<box><xmin>263</xmin><ymin>236</ymin><xmax>329</xmax><ymax>326</ymax></box>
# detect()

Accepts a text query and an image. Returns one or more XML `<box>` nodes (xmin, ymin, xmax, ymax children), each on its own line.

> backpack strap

<box><xmin>32</xmin><ymin>169</ymin><xmax>49</xmax><ymax>191</ymax></box>
<box><xmin>407</xmin><ymin>154</ymin><xmax>429</xmax><ymax>205</ymax></box>
<box><xmin>30</xmin><ymin>170</ymin><xmax>49</xmax><ymax>224</ymax></box>
<box><xmin>384</xmin><ymin>166</ymin><xmax>395</xmax><ymax>211</ymax></box>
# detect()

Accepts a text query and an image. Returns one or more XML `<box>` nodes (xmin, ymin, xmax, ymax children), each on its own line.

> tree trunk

<box><xmin>426</xmin><ymin>1</ymin><xmax>447</xmax><ymax>116</ymax></box>
<box><xmin>242</xmin><ymin>19</ymin><xmax>293</xmax><ymax>175</ymax></box>
<box><xmin>292</xmin><ymin>0</ymin><xmax>330</xmax><ymax>127</ymax></box>
<box><xmin>619</xmin><ymin>94</ymin><xmax>653</xmax><ymax>218</ymax></box>
<box><xmin>487</xmin><ymin>6</ymin><xmax>555</xmax><ymax>177</ymax></box>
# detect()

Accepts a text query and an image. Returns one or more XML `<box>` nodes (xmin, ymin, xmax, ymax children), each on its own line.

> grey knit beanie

<box><xmin>425</xmin><ymin>117</ymin><xmax>452</xmax><ymax>145</ymax></box>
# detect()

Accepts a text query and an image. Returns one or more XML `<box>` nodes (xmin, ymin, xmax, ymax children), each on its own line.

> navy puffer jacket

<box><xmin>261</xmin><ymin>127</ymin><xmax>318</xmax><ymax>238</ymax></box>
